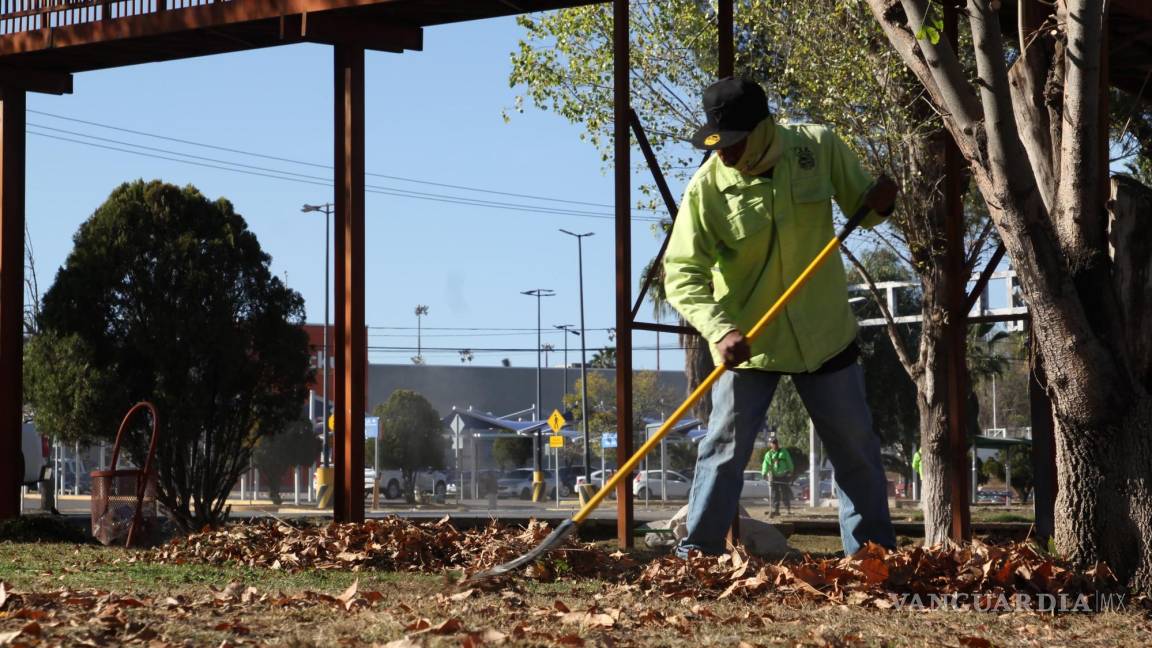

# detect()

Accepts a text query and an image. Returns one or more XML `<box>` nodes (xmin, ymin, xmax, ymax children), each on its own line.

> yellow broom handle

<box><xmin>571</xmin><ymin>234</ymin><xmax>844</xmax><ymax>524</ymax></box>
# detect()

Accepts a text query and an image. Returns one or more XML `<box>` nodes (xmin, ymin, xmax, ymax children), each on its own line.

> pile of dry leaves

<box><xmin>637</xmin><ymin>540</ymin><xmax>1131</xmax><ymax>609</ymax></box>
<box><xmin>141</xmin><ymin>516</ymin><xmax>1138</xmax><ymax>611</ymax></box>
<box><xmin>140</xmin><ymin>517</ymin><xmax>628</xmax><ymax>578</ymax></box>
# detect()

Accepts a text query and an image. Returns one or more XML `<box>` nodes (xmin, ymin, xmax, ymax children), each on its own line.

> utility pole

<box><xmin>522</xmin><ymin>288</ymin><xmax>554</xmax><ymax>501</ymax></box>
<box><xmin>560</xmin><ymin>229</ymin><xmax>595</xmax><ymax>482</ymax></box>
<box><xmin>554</xmin><ymin>324</ymin><xmax>579</xmax><ymax>404</ymax></box>
<box><xmin>413</xmin><ymin>305</ymin><xmax>429</xmax><ymax>364</ymax></box>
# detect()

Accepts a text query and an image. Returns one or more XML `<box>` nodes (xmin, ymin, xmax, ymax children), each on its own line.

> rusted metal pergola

<box><xmin>4</xmin><ymin>0</ymin><xmax>1143</xmax><ymax>547</ymax></box>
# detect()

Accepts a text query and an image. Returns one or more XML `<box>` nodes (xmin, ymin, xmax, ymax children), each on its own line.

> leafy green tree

<box><xmin>252</xmin><ymin>419</ymin><xmax>321</xmax><ymax>505</ymax></box>
<box><xmin>373</xmin><ymin>389</ymin><xmax>446</xmax><ymax>503</ymax></box>
<box><xmin>492</xmin><ymin>436</ymin><xmax>534</xmax><ymax>469</ymax></box>
<box><xmin>982</xmin><ymin>448</ymin><xmax>1034</xmax><ymax>503</ymax></box>
<box><xmin>980</xmin><ymin>456</ymin><xmax>1002</xmax><ymax>486</ymax></box>
<box><xmin>24</xmin><ymin>180</ymin><xmax>311</xmax><ymax>532</ymax></box>
<box><xmin>562</xmin><ymin>371</ymin><xmax>677</xmax><ymax>463</ymax></box>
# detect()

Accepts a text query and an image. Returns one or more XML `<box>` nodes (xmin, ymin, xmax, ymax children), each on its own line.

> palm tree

<box><xmin>589</xmin><ymin>346</ymin><xmax>617</xmax><ymax>368</ymax></box>
<box><xmin>640</xmin><ymin>254</ymin><xmax>715</xmax><ymax>424</ymax></box>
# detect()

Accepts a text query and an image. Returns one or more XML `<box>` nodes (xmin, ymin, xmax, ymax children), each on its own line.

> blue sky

<box><xmin>25</xmin><ymin>17</ymin><xmax>686</xmax><ymax>371</ymax></box>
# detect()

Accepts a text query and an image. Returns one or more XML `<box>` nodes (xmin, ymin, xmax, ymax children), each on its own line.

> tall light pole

<box><xmin>554</xmin><ymin>324</ymin><xmax>579</xmax><ymax>403</ymax></box>
<box><xmin>522</xmin><ymin>288</ymin><xmax>554</xmax><ymax>501</ymax></box>
<box><xmin>413</xmin><ymin>305</ymin><xmax>429</xmax><ymax>364</ymax></box>
<box><xmin>560</xmin><ymin>229</ymin><xmax>594</xmax><ymax>481</ymax></box>
<box><xmin>302</xmin><ymin>203</ymin><xmax>333</xmax><ymax>467</ymax></box>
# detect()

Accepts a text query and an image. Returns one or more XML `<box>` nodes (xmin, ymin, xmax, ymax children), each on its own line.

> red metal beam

<box><xmin>0</xmin><ymin>87</ymin><xmax>25</xmax><ymax>520</ymax></box>
<box><xmin>0</xmin><ymin>0</ymin><xmax>421</xmax><ymax>55</ymax></box>
<box><xmin>943</xmin><ymin>2</ymin><xmax>971</xmax><ymax>543</ymax></box>
<box><xmin>613</xmin><ymin>0</ymin><xmax>633</xmax><ymax>548</ymax></box>
<box><xmin>718</xmin><ymin>0</ymin><xmax>733</xmax><ymax>78</ymax></box>
<box><xmin>0</xmin><ymin>66</ymin><xmax>71</xmax><ymax>94</ymax></box>
<box><xmin>333</xmin><ymin>45</ymin><xmax>366</xmax><ymax>523</ymax></box>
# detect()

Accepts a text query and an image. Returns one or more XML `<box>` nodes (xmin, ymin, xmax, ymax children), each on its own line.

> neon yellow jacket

<box><xmin>663</xmin><ymin>123</ymin><xmax>885</xmax><ymax>372</ymax></box>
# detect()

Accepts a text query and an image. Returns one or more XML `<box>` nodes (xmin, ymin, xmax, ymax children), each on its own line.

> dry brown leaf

<box><xmin>427</xmin><ymin>618</ymin><xmax>462</xmax><ymax>635</ymax></box>
<box><xmin>449</xmin><ymin>588</ymin><xmax>477</xmax><ymax>602</ymax></box>
<box><xmin>959</xmin><ymin>637</ymin><xmax>992</xmax><ymax>648</ymax></box>
<box><xmin>553</xmin><ymin>599</ymin><xmax>571</xmax><ymax>613</ymax></box>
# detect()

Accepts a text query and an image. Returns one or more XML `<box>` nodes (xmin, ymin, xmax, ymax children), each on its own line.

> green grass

<box><xmin>0</xmin><ymin>543</ymin><xmax>431</xmax><ymax>594</ymax></box>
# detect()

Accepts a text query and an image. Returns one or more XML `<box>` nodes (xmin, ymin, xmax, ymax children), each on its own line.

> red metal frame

<box><xmin>90</xmin><ymin>401</ymin><xmax>160</xmax><ymax>547</ymax></box>
<box><xmin>0</xmin><ymin>86</ymin><xmax>23</xmax><ymax>520</ymax></box>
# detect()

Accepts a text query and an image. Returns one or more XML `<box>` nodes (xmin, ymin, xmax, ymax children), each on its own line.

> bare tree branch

<box><xmin>840</xmin><ymin>244</ymin><xmax>921</xmax><ymax>379</ymax></box>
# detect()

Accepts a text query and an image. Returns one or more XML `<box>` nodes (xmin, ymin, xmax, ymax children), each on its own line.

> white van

<box><xmin>21</xmin><ymin>423</ymin><xmax>51</xmax><ymax>486</ymax></box>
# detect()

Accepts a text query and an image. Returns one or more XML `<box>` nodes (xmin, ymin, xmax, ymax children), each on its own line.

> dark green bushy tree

<box><xmin>374</xmin><ymin>389</ymin><xmax>446</xmax><ymax>502</ymax></box>
<box><xmin>253</xmin><ymin>419</ymin><xmax>321</xmax><ymax>505</ymax></box>
<box><xmin>24</xmin><ymin>180</ymin><xmax>312</xmax><ymax>531</ymax></box>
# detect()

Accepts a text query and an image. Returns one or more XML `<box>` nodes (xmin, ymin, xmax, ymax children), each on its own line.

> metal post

<box><xmin>0</xmin><ymin>87</ymin><xmax>25</xmax><ymax>520</ymax></box>
<box><xmin>809</xmin><ymin>420</ymin><xmax>817</xmax><ymax>507</ymax></box>
<box><xmin>560</xmin><ymin>230</ymin><xmax>594</xmax><ymax>483</ymax></box>
<box><xmin>1030</xmin><ymin>359</ymin><xmax>1056</xmax><ymax>541</ymax></box>
<box><xmin>333</xmin><ymin>45</ymin><xmax>366</xmax><ymax>523</ymax></box>
<box><xmin>294</xmin><ymin>467</ymin><xmax>301</xmax><ymax>505</ymax></box>
<box><xmin>1005</xmin><ymin>446</ymin><xmax>1012</xmax><ymax>505</ymax></box>
<box><xmin>943</xmin><ymin>2</ymin><xmax>971</xmax><ymax>542</ymax></box>
<box><xmin>522</xmin><ymin>289</ymin><xmax>553</xmax><ymax>501</ymax></box>
<box><xmin>323</xmin><ymin>205</ymin><xmax>330</xmax><ymax>466</ymax></box>
<box><xmin>718</xmin><ymin>0</ymin><xmax>734</xmax><ymax>78</ymax></box>
<box><xmin>613</xmin><ymin>0</ymin><xmax>634</xmax><ymax>548</ymax></box>
<box><xmin>971</xmin><ymin>443</ymin><xmax>978</xmax><ymax>504</ymax></box>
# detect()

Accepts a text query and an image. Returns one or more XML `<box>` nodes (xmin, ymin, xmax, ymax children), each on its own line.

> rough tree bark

<box><xmin>865</xmin><ymin>0</ymin><xmax>1152</xmax><ymax>590</ymax></box>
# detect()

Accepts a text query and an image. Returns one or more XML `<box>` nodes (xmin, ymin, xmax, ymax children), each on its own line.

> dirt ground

<box><xmin>0</xmin><ymin>522</ymin><xmax>1148</xmax><ymax>647</ymax></box>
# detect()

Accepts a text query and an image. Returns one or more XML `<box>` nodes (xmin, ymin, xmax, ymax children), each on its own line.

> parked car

<box><xmin>364</xmin><ymin>469</ymin><xmax>447</xmax><ymax>500</ymax></box>
<box><xmin>633</xmin><ymin>469</ymin><xmax>692</xmax><ymax>499</ymax></box>
<box><xmin>977</xmin><ymin>488</ymin><xmax>1011</xmax><ymax>504</ymax></box>
<box><xmin>794</xmin><ymin>476</ymin><xmax>836</xmax><ymax>500</ymax></box>
<box><xmin>740</xmin><ymin>471</ymin><xmax>773</xmax><ymax>499</ymax></box>
<box><xmin>496</xmin><ymin>468</ymin><xmax>567</xmax><ymax>500</ymax></box>
<box><xmin>575</xmin><ymin>469</ymin><xmax>616</xmax><ymax>488</ymax></box>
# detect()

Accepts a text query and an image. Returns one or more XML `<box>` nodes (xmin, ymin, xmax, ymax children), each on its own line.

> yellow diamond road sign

<box><xmin>547</xmin><ymin>409</ymin><xmax>566</xmax><ymax>434</ymax></box>
<box><xmin>549</xmin><ymin>435</ymin><xmax>564</xmax><ymax>448</ymax></box>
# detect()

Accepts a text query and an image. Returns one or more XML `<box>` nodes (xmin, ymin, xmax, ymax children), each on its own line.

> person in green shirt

<box><xmin>666</xmin><ymin>77</ymin><xmax>897</xmax><ymax>558</ymax></box>
<box><xmin>761</xmin><ymin>437</ymin><xmax>794</xmax><ymax>516</ymax></box>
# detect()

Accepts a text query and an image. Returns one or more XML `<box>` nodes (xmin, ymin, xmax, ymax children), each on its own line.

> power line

<box><xmin>29</xmin><ymin>130</ymin><xmax>664</xmax><ymax>222</ymax></box>
<box><xmin>28</xmin><ymin>109</ymin><xmax>643</xmax><ymax>211</ymax></box>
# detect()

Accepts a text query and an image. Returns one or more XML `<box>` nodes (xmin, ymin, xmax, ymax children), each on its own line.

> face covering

<box><xmin>733</xmin><ymin>116</ymin><xmax>782</xmax><ymax>176</ymax></box>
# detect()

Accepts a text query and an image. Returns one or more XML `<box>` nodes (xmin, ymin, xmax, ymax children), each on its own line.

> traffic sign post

<box><xmin>548</xmin><ymin>410</ymin><xmax>567</xmax><ymax>507</ymax></box>
<box><xmin>450</xmin><ymin>415</ymin><xmax>465</xmax><ymax>505</ymax></box>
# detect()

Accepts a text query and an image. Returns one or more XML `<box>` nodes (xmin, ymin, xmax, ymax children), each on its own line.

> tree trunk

<box><xmin>914</xmin><ymin>278</ymin><xmax>956</xmax><ymax>546</ymax></box>
<box><xmin>680</xmin><ymin>317</ymin><xmax>714</xmax><ymax>424</ymax></box>
<box><xmin>1054</xmin><ymin>396</ymin><xmax>1152</xmax><ymax>592</ymax></box>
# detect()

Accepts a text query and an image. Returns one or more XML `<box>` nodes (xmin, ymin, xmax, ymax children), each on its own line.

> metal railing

<box><xmin>849</xmin><ymin>269</ymin><xmax>1028</xmax><ymax>330</ymax></box>
<box><xmin>0</xmin><ymin>0</ymin><xmax>232</xmax><ymax>36</ymax></box>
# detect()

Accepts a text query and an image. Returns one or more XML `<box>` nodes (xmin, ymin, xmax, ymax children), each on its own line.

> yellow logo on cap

<box><xmin>704</xmin><ymin>134</ymin><xmax>721</xmax><ymax>146</ymax></box>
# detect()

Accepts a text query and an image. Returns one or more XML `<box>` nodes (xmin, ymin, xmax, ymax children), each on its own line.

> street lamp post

<box><xmin>554</xmin><ymin>324</ymin><xmax>579</xmax><ymax>403</ymax></box>
<box><xmin>560</xmin><ymin>229</ymin><xmax>594</xmax><ymax>482</ymax></box>
<box><xmin>522</xmin><ymin>288</ymin><xmax>555</xmax><ymax>501</ymax></box>
<box><xmin>302</xmin><ymin>203</ymin><xmax>333</xmax><ymax>467</ymax></box>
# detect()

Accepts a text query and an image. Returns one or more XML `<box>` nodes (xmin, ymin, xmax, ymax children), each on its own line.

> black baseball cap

<box><xmin>690</xmin><ymin>77</ymin><xmax>770</xmax><ymax>150</ymax></box>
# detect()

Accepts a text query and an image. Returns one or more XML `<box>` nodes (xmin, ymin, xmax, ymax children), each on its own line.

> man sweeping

<box><xmin>664</xmin><ymin>77</ymin><xmax>898</xmax><ymax>557</ymax></box>
<box><xmin>761</xmin><ymin>436</ymin><xmax>793</xmax><ymax>517</ymax></box>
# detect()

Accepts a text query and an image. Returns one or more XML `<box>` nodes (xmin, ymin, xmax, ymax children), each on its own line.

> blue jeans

<box><xmin>676</xmin><ymin>363</ymin><xmax>895</xmax><ymax>557</ymax></box>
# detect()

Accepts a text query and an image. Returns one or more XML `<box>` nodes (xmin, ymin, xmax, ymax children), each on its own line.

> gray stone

<box><xmin>651</xmin><ymin>504</ymin><xmax>790</xmax><ymax>558</ymax></box>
